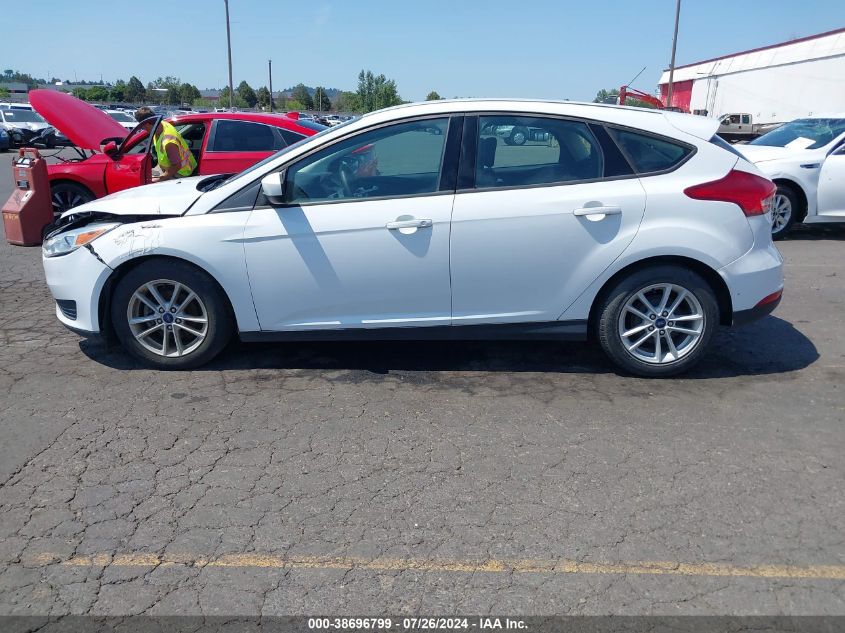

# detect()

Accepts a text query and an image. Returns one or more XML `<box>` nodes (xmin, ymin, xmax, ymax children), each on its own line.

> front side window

<box><xmin>210</xmin><ymin>120</ymin><xmax>283</xmax><ymax>152</ymax></box>
<box><xmin>285</xmin><ymin>118</ymin><xmax>449</xmax><ymax>204</ymax></box>
<box><xmin>476</xmin><ymin>116</ymin><xmax>603</xmax><ymax>188</ymax></box>
<box><xmin>608</xmin><ymin>128</ymin><xmax>691</xmax><ymax>174</ymax></box>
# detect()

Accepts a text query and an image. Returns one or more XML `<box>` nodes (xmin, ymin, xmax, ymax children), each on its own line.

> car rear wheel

<box><xmin>596</xmin><ymin>265</ymin><xmax>719</xmax><ymax>377</ymax></box>
<box><xmin>771</xmin><ymin>185</ymin><xmax>798</xmax><ymax>240</ymax></box>
<box><xmin>111</xmin><ymin>260</ymin><xmax>233</xmax><ymax>369</ymax></box>
<box><xmin>51</xmin><ymin>182</ymin><xmax>94</xmax><ymax>217</ymax></box>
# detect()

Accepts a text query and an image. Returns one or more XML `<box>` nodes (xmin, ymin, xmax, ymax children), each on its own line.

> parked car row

<box><xmin>40</xmin><ymin>97</ymin><xmax>783</xmax><ymax>377</ymax></box>
<box><xmin>29</xmin><ymin>91</ymin><xmax>327</xmax><ymax>216</ymax></box>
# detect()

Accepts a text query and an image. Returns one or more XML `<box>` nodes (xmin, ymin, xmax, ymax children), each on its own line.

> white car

<box><xmin>104</xmin><ymin>109</ymin><xmax>138</xmax><ymax>131</ymax></box>
<box><xmin>42</xmin><ymin>99</ymin><xmax>783</xmax><ymax>376</ymax></box>
<box><xmin>737</xmin><ymin>115</ymin><xmax>845</xmax><ymax>239</ymax></box>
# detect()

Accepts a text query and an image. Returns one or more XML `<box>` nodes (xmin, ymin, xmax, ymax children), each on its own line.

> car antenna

<box><xmin>625</xmin><ymin>66</ymin><xmax>647</xmax><ymax>91</ymax></box>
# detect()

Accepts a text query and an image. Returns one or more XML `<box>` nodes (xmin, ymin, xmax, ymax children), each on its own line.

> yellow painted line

<box><xmin>21</xmin><ymin>552</ymin><xmax>845</xmax><ymax>580</ymax></box>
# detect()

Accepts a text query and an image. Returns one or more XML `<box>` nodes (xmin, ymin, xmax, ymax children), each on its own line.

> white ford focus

<box><xmin>42</xmin><ymin>99</ymin><xmax>783</xmax><ymax>377</ymax></box>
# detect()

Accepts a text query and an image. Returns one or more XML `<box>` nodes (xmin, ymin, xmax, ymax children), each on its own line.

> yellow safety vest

<box><xmin>153</xmin><ymin>121</ymin><xmax>196</xmax><ymax>177</ymax></box>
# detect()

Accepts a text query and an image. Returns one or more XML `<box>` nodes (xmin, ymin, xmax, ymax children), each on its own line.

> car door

<box><xmin>104</xmin><ymin>126</ymin><xmax>152</xmax><ymax>194</ymax></box>
<box><xmin>201</xmin><ymin>119</ymin><xmax>283</xmax><ymax>175</ymax></box>
<box><xmin>816</xmin><ymin>141</ymin><xmax>845</xmax><ymax>216</ymax></box>
<box><xmin>243</xmin><ymin>116</ymin><xmax>459</xmax><ymax>331</ymax></box>
<box><xmin>449</xmin><ymin>114</ymin><xmax>646</xmax><ymax>325</ymax></box>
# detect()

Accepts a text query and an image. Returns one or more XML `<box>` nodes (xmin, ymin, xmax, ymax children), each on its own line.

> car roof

<box><xmin>353</xmin><ymin>98</ymin><xmax>718</xmax><ymax>142</ymax></box>
<box><xmin>169</xmin><ymin>111</ymin><xmax>319</xmax><ymax>133</ymax></box>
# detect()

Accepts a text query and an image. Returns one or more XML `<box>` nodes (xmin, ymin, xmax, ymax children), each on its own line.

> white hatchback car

<box><xmin>42</xmin><ymin>99</ymin><xmax>784</xmax><ymax>377</ymax></box>
<box><xmin>737</xmin><ymin>115</ymin><xmax>845</xmax><ymax>239</ymax></box>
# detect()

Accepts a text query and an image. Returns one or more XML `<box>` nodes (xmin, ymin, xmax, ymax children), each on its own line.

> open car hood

<box><xmin>29</xmin><ymin>90</ymin><xmax>129</xmax><ymax>150</ymax></box>
<box><xmin>60</xmin><ymin>177</ymin><xmax>205</xmax><ymax>219</ymax></box>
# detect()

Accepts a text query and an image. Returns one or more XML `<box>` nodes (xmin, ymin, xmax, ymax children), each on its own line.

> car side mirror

<box><xmin>101</xmin><ymin>140</ymin><xmax>119</xmax><ymax>158</ymax></box>
<box><xmin>260</xmin><ymin>169</ymin><xmax>287</xmax><ymax>205</ymax></box>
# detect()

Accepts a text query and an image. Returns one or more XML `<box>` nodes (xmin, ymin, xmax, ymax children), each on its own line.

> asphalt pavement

<box><xmin>0</xmin><ymin>155</ymin><xmax>843</xmax><ymax>617</ymax></box>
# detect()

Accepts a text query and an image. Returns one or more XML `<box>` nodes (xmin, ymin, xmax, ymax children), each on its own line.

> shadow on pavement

<box><xmin>781</xmin><ymin>223</ymin><xmax>845</xmax><ymax>241</ymax></box>
<box><xmin>80</xmin><ymin>316</ymin><xmax>817</xmax><ymax>379</ymax></box>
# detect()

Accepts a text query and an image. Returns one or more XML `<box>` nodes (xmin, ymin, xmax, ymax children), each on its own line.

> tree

<box><xmin>593</xmin><ymin>88</ymin><xmax>619</xmax><ymax>104</ymax></box>
<box><xmin>109</xmin><ymin>80</ymin><xmax>126</xmax><ymax>103</ymax></box>
<box><xmin>72</xmin><ymin>87</ymin><xmax>89</xmax><ymax>100</ymax></box>
<box><xmin>0</xmin><ymin>87</ymin><xmax>10</xmax><ymax>99</ymax></box>
<box><xmin>256</xmin><ymin>86</ymin><xmax>271</xmax><ymax>110</ymax></box>
<box><xmin>426</xmin><ymin>91</ymin><xmax>442</xmax><ymax>101</ymax></box>
<box><xmin>179</xmin><ymin>83</ymin><xmax>201</xmax><ymax>106</ymax></box>
<box><xmin>290</xmin><ymin>83</ymin><xmax>313</xmax><ymax>110</ymax></box>
<box><xmin>86</xmin><ymin>86</ymin><xmax>109</xmax><ymax>102</ymax></box>
<box><xmin>333</xmin><ymin>91</ymin><xmax>360</xmax><ymax>113</ymax></box>
<box><xmin>313</xmin><ymin>86</ymin><xmax>332</xmax><ymax>111</ymax></box>
<box><xmin>237</xmin><ymin>80</ymin><xmax>257</xmax><ymax>108</ymax></box>
<box><xmin>126</xmin><ymin>76</ymin><xmax>146</xmax><ymax>103</ymax></box>
<box><xmin>356</xmin><ymin>70</ymin><xmax>403</xmax><ymax>113</ymax></box>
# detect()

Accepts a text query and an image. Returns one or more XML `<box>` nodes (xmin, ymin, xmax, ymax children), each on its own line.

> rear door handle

<box><xmin>573</xmin><ymin>206</ymin><xmax>622</xmax><ymax>218</ymax></box>
<box><xmin>386</xmin><ymin>218</ymin><xmax>433</xmax><ymax>230</ymax></box>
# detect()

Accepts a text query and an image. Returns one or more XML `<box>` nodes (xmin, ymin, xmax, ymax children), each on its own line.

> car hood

<box><xmin>735</xmin><ymin>144</ymin><xmax>807</xmax><ymax>163</ymax></box>
<box><xmin>61</xmin><ymin>177</ymin><xmax>205</xmax><ymax>219</ymax></box>
<box><xmin>2</xmin><ymin>121</ymin><xmax>50</xmax><ymax>131</ymax></box>
<box><xmin>29</xmin><ymin>89</ymin><xmax>129</xmax><ymax>150</ymax></box>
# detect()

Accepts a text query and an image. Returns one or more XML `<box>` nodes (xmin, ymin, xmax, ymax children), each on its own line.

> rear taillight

<box><xmin>684</xmin><ymin>169</ymin><xmax>776</xmax><ymax>217</ymax></box>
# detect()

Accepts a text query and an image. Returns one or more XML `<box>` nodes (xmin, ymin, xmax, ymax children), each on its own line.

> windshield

<box><xmin>108</xmin><ymin>111</ymin><xmax>135</xmax><ymax>123</ymax></box>
<box><xmin>214</xmin><ymin>119</ymin><xmax>353</xmax><ymax>188</ymax></box>
<box><xmin>749</xmin><ymin>118</ymin><xmax>845</xmax><ymax>149</ymax></box>
<box><xmin>1</xmin><ymin>110</ymin><xmax>46</xmax><ymax>123</ymax></box>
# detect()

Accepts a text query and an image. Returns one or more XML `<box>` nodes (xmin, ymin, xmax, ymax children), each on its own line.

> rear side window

<box><xmin>210</xmin><ymin>120</ymin><xmax>283</xmax><ymax>152</ymax></box>
<box><xmin>608</xmin><ymin>128</ymin><xmax>691</xmax><ymax>174</ymax></box>
<box><xmin>279</xmin><ymin>129</ymin><xmax>307</xmax><ymax>146</ymax></box>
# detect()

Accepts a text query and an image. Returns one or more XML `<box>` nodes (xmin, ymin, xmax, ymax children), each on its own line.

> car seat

<box><xmin>476</xmin><ymin>136</ymin><xmax>498</xmax><ymax>187</ymax></box>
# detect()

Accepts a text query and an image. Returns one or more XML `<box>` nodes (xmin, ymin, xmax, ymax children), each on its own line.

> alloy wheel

<box><xmin>51</xmin><ymin>188</ymin><xmax>88</xmax><ymax>216</ymax></box>
<box><xmin>618</xmin><ymin>283</ymin><xmax>705</xmax><ymax>365</ymax></box>
<box><xmin>772</xmin><ymin>193</ymin><xmax>792</xmax><ymax>235</ymax></box>
<box><xmin>126</xmin><ymin>279</ymin><xmax>209</xmax><ymax>358</ymax></box>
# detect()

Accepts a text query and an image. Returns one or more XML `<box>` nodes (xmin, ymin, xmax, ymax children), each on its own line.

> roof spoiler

<box><xmin>663</xmin><ymin>111</ymin><xmax>720</xmax><ymax>141</ymax></box>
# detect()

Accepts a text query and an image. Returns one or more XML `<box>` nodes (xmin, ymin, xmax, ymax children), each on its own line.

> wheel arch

<box><xmin>48</xmin><ymin>177</ymin><xmax>96</xmax><ymax>196</ymax></box>
<box><xmin>772</xmin><ymin>178</ymin><xmax>808</xmax><ymax>222</ymax></box>
<box><xmin>587</xmin><ymin>255</ymin><xmax>734</xmax><ymax>335</ymax></box>
<box><xmin>97</xmin><ymin>254</ymin><xmax>238</xmax><ymax>345</ymax></box>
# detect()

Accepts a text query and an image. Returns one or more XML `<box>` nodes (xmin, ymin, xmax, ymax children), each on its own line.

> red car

<box><xmin>29</xmin><ymin>90</ymin><xmax>325</xmax><ymax>214</ymax></box>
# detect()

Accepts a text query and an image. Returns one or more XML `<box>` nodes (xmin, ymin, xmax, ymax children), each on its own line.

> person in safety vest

<box><xmin>134</xmin><ymin>106</ymin><xmax>197</xmax><ymax>182</ymax></box>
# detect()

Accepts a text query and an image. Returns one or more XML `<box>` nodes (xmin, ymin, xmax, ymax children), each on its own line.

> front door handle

<box><xmin>386</xmin><ymin>218</ymin><xmax>433</xmax><ymax>230</ymax></box>
<box><xmin>573</xmin><ymin>206</ymin><xmax>622</xmax><ymax>219</ymax></box>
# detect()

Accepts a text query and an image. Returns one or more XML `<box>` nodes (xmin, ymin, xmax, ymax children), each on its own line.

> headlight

<box><xmin>43</xmin><ymin>222</ymin><xmax>120</xmax><ymax>258</ymax></box>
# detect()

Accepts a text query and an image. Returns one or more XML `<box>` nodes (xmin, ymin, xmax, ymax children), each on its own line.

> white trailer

<box><xmin>657</xmin><ymin>28</ymin><xmax>845</xmax><ymax>138</ymax></box>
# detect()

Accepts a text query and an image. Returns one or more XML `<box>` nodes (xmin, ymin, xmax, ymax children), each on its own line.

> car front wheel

<box><xmin>771</xmin><ymin>185</ymin><xmax>798</xmax><ymax>240</ymax></box>
<box><xmin>596</xmin><ymin>266</ymin><xmax>719</xmax><ymax>377</ymax></box>
<box><xmin>111</xmin><ymin>260</ymin><xmax>233</xmax><ymax>369</ymax></box>
<box><xmin>51</xmin><ymin>182</ymin><xmax>94</xmax><ymax>217</ymax></box>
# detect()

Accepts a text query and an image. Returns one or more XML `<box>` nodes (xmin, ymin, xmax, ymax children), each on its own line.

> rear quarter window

<box><xmin>608</xmin><ymin>128</ymin><xmax>692</xmax><ymax>174</ymax></box>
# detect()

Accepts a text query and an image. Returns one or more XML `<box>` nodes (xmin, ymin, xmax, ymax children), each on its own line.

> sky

<box><xmin>3</xmin><ymin>1</ymin><xmax>843</xmax><ymax>102</ymax></box>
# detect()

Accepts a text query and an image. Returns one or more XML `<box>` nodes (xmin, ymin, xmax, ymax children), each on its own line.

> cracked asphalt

<box><xmin>0</xmin><ymin>162</ymin><xmax>843</xmax><ymax>617</ymax></box>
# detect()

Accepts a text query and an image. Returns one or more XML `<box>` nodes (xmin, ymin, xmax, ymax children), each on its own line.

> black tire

<box><xmin>111</xmin><ymin>259</ymin><xmax>233</xmax><ymax>369</ymax></box>
<box><xmin>771</xmin><ymin>184</ymin><xmax>799</xmax><ymax>240</ymax></box>
<box><xmin>596</xmin><ymin>265</ymin><xmax>719</xmax><ymax>377</ymax></box>
<box><xmin>51</xmin><ymin>182</ymin><xmax>94</xmax><ymax>217</ymax></box>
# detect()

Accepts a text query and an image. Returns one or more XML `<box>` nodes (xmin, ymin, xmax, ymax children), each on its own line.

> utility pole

<box><xmin>224</xmin><ymin>0</ymin><xmax>234</xmax><ymax>110</ymax></box>
<box><xmin>666</xmin><ymin>0</ymin><xmax>682</xmax><ymax>107</ymax></box>
<box><xmin>268</xmin><ymin>59</ymin><xmax>273</xmax><ymax>112</ymax></box>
